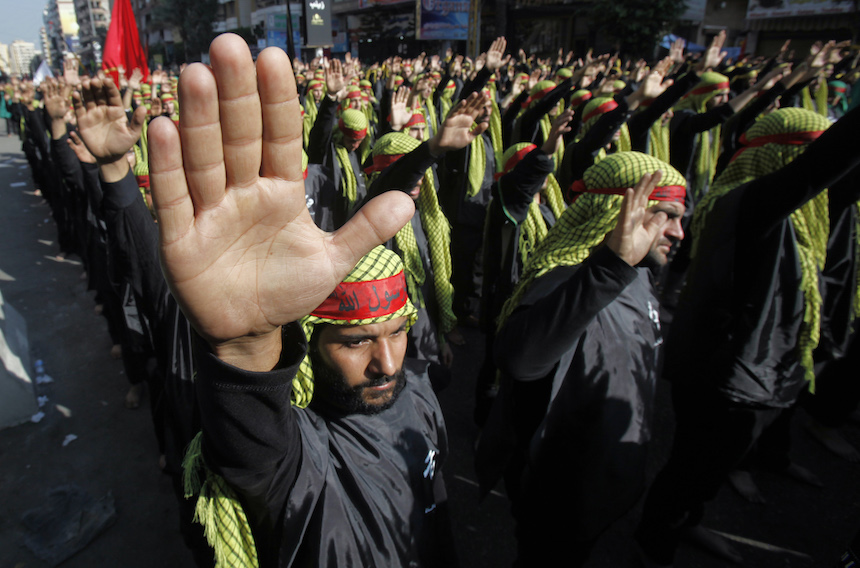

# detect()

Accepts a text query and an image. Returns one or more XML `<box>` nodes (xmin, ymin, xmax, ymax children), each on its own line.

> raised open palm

<box><xmin>73</xmin><ymin>76</ymin><xmax>145</xmax><ymax>164</ymax></box>
<box><xmin>147</xmin><ymin>34</ymin><xmax>413</xmax><ymax>358</ymax></box>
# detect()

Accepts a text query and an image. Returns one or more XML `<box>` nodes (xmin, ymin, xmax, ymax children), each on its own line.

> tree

<box><xmin>588</xmin><ymin>0</ymin><xmax>686</xmax><ymax>59</ymax></box>
<box><xmin>152</xmin><ymin>0</ymin><xmax>219</xmax><ymax>62</ymax></box>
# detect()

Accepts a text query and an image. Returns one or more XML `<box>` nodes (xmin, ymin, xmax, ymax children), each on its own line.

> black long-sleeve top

<box><xmin>484</xmin><ymin>246</ymin><xmax>662</xmax><ymax>546</ymax></box>
<box><xmin>307</xmin><ymin>96</ymin><xmax>367</xmax><ymax>228</ymax></box>
<box><xmin>512</xmin><ymin>78</ymin><xmax>574</xmax><ymax>146</ymax></box>
<box><xmin>99</xmin><ymin>170</ymin><xmax>199</xmax><ymax>466</ymax></box>
<box><xmin>196</xmin><ymin>326</ymin><xmax>454</xmax><ymax>567</ymax></box>
<box><xmin>666</xmin><ymin>105</ymin><xmax>860</xmax><ymax>407</ymax></box>
<box><xmin>558</xmin><ymin>93</ymin><xmax>635</xmax><ymax>194</ymax></box>
<box><xmin>480</xmin><ymin>148</ymin><xmax>556</xmax><ymax>331</ymax></box>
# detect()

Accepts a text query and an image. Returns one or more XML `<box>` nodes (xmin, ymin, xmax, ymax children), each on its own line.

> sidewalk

<box><xmin>0</xmin><ymin>134</ymin><xmax>196</xmax><ymax>567</ymax></box>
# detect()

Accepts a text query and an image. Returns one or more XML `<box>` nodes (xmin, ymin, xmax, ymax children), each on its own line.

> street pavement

<box><xmin>0</xmin><ymin>130</ymin><xmax>857</xmax><ymax>567</ymax></box>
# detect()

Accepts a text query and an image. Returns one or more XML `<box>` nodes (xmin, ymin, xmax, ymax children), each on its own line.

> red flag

<box><xmin>101</xmin><ymin>0</ymin><xmax>149</xmax><ymax>88</ymax></box>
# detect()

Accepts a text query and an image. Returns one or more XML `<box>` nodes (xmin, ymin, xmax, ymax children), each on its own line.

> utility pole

<box><xmin>286</xmin><ymin>1</ymin><xmax>296</xmax><ymax>59</ymax></box>
<box><xmin>467</xmin><ymin>0</ymin><xmax>481</xmax><ymax>59</ymax></box>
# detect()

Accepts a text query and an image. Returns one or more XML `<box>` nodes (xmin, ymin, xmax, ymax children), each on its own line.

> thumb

<box><xmin>330</xmin><ymin>191</ymin><xmax>415</xmax><ymax>273</ymax></box>
<box><xmin>130</xmin><ymin>106</ymin><xmax>147</xmax><ymax>135</ymax></box>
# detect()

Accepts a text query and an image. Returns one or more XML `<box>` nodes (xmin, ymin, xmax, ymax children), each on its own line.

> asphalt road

<box><xmin>0</xmin><ymin>131</ymin><xmax>858</xmax><ymax>567</ymax></box>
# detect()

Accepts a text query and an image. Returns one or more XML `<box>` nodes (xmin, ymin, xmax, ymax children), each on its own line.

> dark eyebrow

<box><xmin>334</xmin><ymin>321</ymin><xmax>407</xmax><ymax>342</ymax></box>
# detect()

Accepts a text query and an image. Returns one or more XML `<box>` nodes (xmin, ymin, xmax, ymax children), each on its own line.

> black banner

<box><xmin>304</xmin><ymin>0</ymin><xmax>332</xmax><ymax>47</ymax></box>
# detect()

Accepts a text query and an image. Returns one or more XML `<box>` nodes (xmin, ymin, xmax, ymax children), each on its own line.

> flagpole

<box><xmin>286</xmin><ymin>2</ymin><xmax>296</xmax><ymax>60</ymax></box>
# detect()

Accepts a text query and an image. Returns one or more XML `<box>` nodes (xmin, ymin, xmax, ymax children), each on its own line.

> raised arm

<box><xmin>146</xmin><ymin>33</ymin><xmax>414</xmax><ymax>372</ymax></box>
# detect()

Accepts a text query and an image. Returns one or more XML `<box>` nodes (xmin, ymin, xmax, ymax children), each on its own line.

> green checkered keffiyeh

<box><xmin>801</xmin><ymin>80</ymin><xmax>829</xmax><ymax>117</ymax></box>
<box><xmin>370</xmin><ymin>132</ymin><xmax>458</xmax><ymax>334</ymax></box>
<box><xmin>674</xmin><ymin>71</ymin><xmax>730</xmax><ymax>201</ymax></box>
<box><xmin>450</xmin><ymin>87</ymin><xmax>503</xmax><ymax>199</ymax></box>
<box><xmin>636</xmin><ymin>97</ymin><xmax>671</xmax><ymax>163</ymax></box>
<box><xmin>333</xmin><ymin>108</ymin><xmax>369</xmax><ymax>207</ymax></box>
<box><xmin>578</xmin><ymin>96</ymin><xmax>632</xmax><ymax>162</ymax></box>
<box><xmin>182</xmin><ymin>246</ymin><xmax>418</xmax><ymax>568</ymax></box>
<box><xmin>692</xmin><ymin>107</ymin><xmax>832</xmax><ymax>388</ymax></box>
<box><xmin>303</xmin><ymin>79</ymin><xmax>325</xmax><ymax>147</ymax></box>
<box><xmin>295</xmin><ymin>245</ymin><xmax>419</xmax><ymax>407</ymax></box>
<box><xmin>496</xmin><ymin>143</ymin><xmax>567</xmax><ymax>268</ymax></box>
<box><xmin>498</xmin><ymin>152</ymin><xmax>685</xmax><ymax>328</ymax></box>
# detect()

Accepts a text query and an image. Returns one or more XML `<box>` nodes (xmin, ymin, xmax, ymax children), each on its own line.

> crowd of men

<box><xmin>3</xmin><ymin>29</ymin><xmax>860</xmax><ymax>567</ymax></box>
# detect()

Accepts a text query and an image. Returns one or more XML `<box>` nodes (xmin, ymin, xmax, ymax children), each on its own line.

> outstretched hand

<box><xmin>485</xmin><ymin>36</ymin><xmax>507</xmax><ymax>71</ymax></box>
<box><xmin>72</xmin><ymin>75</ymin><xmax>146</xmax><ymax>168</ymax></box>
<box><xmin>389</xmin><ymin>86</ymin><xmax>412</xmax><ymax>131</ymax></box>
<box><xmin>696</xmin><ymin>30</ymin><xmax>727</xmax><ymax>74</ymax></box>
<box><xmin>43</xmin><ymin>78</ymin><xmax>71</xmax><ymax>121</ymax></box>
<box><xmin>147</xmin><ymin>33</ymin><xmax>414</xmax><ymax>370</ymax></box>
<box><xmin>541</xmin><ymin>108</ymin><xmax>573</xmax><ymax>155</ymax></box>
<box><xmin>324</xmin><ymin>57</ymin><xmax>346</xmax><ymax>99</ymax></box>
<box><xmin>605</xmin><ymin>171</ymin><xmax>669</xmax><ymax>266</ymax></box>
<box><xmin>67</xmin><ymin>130</ymin><xmax>97</xmax><ymax>164</ymax></box>
<box><xmin>630</xmin><ymin>57</ymin><xmax>674</xmax><ymax>105</ymax></box>
<box><xmin>428</xmin><ymin>92</ymin><xmax>490</xmax><ymax>154</ymax></box>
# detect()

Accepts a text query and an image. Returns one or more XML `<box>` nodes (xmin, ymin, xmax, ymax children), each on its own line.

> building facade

<box><xmin>9</xmin><ymin>40</ymin><xmax>36</xmax><ymax>78</ymax></box>
<box><xmin>44</xmin><ymin>0</ymin><xmax>81</xmax><ymax>72</ymax></box>
<box><xmin>74</xmin><ymin>0</ymin><xmax>111</xmax><ymax>69</ymax></box>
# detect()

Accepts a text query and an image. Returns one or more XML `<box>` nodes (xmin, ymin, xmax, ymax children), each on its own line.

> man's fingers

<box><xmin>209</xmin><ymin>33</ymin><xmax>263</xmax><ymax>188</ymax></box>
<box><xmin>79</xmin><ymin>78</ymin><xmax>97</xmax><ymax>111</ymax></box>
<box><xmin>103</xmin><ymin>77</ymin><xmax>124</xmax><ymax>109</ymax></box>
<box><xmin>643</xmin><ymin>210</ymin><xmax>668</xmax><ymax>236</ymax></box>
<box><xmin>330</xmin><ymin>191</ymin><xmax>415</xmax><ymax>276</ymax></box>
<box><xmin>149</xmin><ymin>116</ymin><xmax>195</xmax><ymax>246</ymax></box>
<box><xmin>257</xmin><ymin>47</ymin><xmax>302</xmax><ymax>181</ymax></box>
<box><xmin>90</xmin><ymin>77</ymin><xmax>108</xmax><ymax>107</ymax></box>
<box><xmin>177</xmin><ymin>62</ymin><xmax>227</xmax><ymax>211</ymax></box>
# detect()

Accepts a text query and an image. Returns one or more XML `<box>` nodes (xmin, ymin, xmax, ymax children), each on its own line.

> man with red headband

<box><xmin>308</xmin><ymin>57</ymin><xmax>369</xmax><ymax>229</ymax></box>
<box><xmin>146</xmin><ymin>34</ymin><xmax>457</xmax><ymax>567</ymax></box>
<box><xmin>636</xmin><ymin>98</ymin><xmax>860</xmax><ymax>567</ymax></box>
<box><xmin>476</xmin><ymin>152</ymin><xmax>687</xmax><ymax>568</ymax></box>
<box><xmin>439</xmin><ymin>36</ymin><xmax>507</xmax><ymax>332</ymax></box>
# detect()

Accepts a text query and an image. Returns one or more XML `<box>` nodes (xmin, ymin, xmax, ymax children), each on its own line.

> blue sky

<box><xmin>0</xmin><ymin>0</ymin><xmax>48</xmax><ymax>48</ymax></box>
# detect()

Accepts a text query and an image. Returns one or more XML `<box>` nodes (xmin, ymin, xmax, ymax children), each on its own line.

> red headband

<box><xmin>686</xmin><ymin>81</ymin><xmax>730</xmax><ymax>97</ymax></box>
<box><xmin>729</xmin><ymin>130</ymin><xmax>823</xmax><ymax>163</ymax></box>
<box><xmin>338</xmin><ymin>118</ymin><xmax>368</xmax><ymax>140</ymax></box>
<box><xmin>404</xmin><ymin>113</ymin><xmax>426</xmax><ymax>128</ymax></box>
<box><xmin>568</xmin><ymin>179</ymin><xmax>686</xmax><ymax>202</ymax></box>
<box><xmin>583</xmin><ymin>100</ymin><xmax>618</xmax><ymax>122</ymax></box>
<box><xmin>311</xmin><ymin>271</ymin><xmax>408</xmax><ymax>320</ymax></box>
<box><xmin>571</xmin><ymin>92</ymin><xmax>592</xmax><ymax>106</ymax></box>
<box><xmin>364</xmin><ymin>153</ymin><xmax>404</xmax><ymax>175</ymax></box>
<box><xmin>494</xmin><ymin>144</ymin><xmax>536</xmax><ymax>180</ymax></box>
<box><xmin>522</xmin><ymin>86</ymin><xmax>556</xmax><ymax>109</ymax></box>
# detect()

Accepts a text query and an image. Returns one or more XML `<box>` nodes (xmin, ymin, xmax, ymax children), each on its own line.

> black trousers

<box><xmin>801</xmin><ymin>332</ymin><xmax>860</xmax><ymax>429</ymax></box>
<box><xmin>450</xmin><ymin>223</ymin><xmax>484</xmax><ymax>320</ymax></box>
<box><xmin>635</xmin><ymin>382</ymin><xmax>785</xmax><ymax>565</ymax></box>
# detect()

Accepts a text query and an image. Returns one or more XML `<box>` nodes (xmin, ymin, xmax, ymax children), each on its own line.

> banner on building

<box><xmin>331</xmin><ymin>15</ymin><xmax>349</xmax><ymax>53</ymax></box>
<box><xmin>304</xmin><ymin>0</ymin><xmax>333</xmax><ymax>47</ymax></box>
<box><xmin>266</xmin><ymin>11</ymin><xmax>302</xmax><ymax>59</ymax></box>
<box><xmin>747</xmin><ymin>0</ymin><xmax>855</xmax><ymax>19</ymax></box>
<box><xmin>415</xmin><ymin>0</ymin><xmax>469</xmax><ymax>40</ymax></box>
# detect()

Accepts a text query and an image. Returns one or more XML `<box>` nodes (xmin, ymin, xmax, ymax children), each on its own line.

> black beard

<box><xmin>309</xmin><ymin>348</ymin><xmax>407</xmax><ymax>416</ymax></box>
